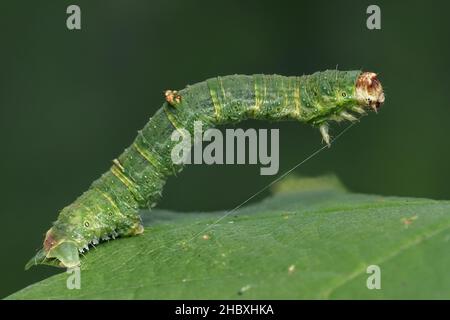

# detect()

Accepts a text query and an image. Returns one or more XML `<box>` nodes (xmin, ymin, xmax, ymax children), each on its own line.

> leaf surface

<box><xmin>7</xmin><ymin>176</ymin><xmax>450</xmax><ymax>299</ymax></box>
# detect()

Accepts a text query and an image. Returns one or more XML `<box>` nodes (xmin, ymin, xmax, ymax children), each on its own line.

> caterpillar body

<box><xmin>26</xmin><ymin>70</ymin><xmax>385</xmax><ymax>269</ymax></box>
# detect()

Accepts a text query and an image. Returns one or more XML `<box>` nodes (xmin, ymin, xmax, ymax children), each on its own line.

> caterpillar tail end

<box><xmin>25</xmin><ymin>230</ymin><xmax>80</xmax><ymax>270</ymax></box>
<box><xmin>25</xmin><ymin>248</ymin><xmax>52</xmax><ymax>270</ymax></box>
<box><xmin>26</xmin><ymin>221</ymin><xmax>145</xmax><ymax>270</ymax></box>
<box><xmin>25</xmin><ymin>242</ymin><xmax>80</xmax><ymax>270</ymax></box>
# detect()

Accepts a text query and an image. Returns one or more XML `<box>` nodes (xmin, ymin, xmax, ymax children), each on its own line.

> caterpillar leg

<box><xmin>352</xmin><ymin>106</ymin><xmax>366</xmax><ymax>115</ymax></box>
<box><xmin>319</xmin><ymin>124</ymin><xmax>331</xmax><ymax>147</ymax></box>
<box><xmin>127</xmin><ymin>221</ymin><xmax>145</xmax><ymax>236</ymax></box>
<box><xmin>340</xmin><ymin>111</ymin><xmax>358</xmax><ymax>122</ymax></box>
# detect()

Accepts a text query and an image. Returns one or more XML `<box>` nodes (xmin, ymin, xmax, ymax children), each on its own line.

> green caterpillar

<box><xmin>26</xmin><ymin>70</ymin><xmax>385</xmax><ymax>269</ymax></box>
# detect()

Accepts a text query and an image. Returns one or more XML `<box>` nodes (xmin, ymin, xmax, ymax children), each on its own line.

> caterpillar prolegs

<box><xmin>26</xmin><ymin>70</ymin><xmax>385</xmax><ymax>269</ymax></box>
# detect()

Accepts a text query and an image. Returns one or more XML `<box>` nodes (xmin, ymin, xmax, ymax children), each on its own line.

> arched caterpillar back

<box><xmin>26</xmin><ymin>70</ymin><xmax>385</xmax><ymax>269</ymax></box>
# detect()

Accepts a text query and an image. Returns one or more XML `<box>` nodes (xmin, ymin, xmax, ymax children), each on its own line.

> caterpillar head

<box><xmin>355</xmin><ymin>72</ymin><xmax>385</xmax><ymax>112</ymax></box>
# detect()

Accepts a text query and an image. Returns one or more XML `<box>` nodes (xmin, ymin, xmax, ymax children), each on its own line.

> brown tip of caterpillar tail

<box><xmin>43</xmin><ymin>229</ymin><xmax>57</xmax><ymax>252</ymax></box>
<box><xmin>356</xmin><ymin>72</ymin><xmax>385</xmax><ymax>112</ymax></box>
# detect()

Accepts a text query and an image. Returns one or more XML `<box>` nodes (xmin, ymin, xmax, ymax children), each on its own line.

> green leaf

<box><xmin>7</xmin><ymin>176</ymin><xmax>450</xmax><ymax>299</ymax></box>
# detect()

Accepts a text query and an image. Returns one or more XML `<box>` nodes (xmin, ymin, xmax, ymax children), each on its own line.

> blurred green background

<box><xmin>1</xmin><ymin>0</ymin><xmax>449</xmax><ymax>298</ymax></box>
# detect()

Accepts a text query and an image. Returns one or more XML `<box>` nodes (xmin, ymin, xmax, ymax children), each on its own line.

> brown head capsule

<box><xmin>355</xmin><ymin>72</ymin><xmax>385</xmax><ymax>112</ymax></box>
